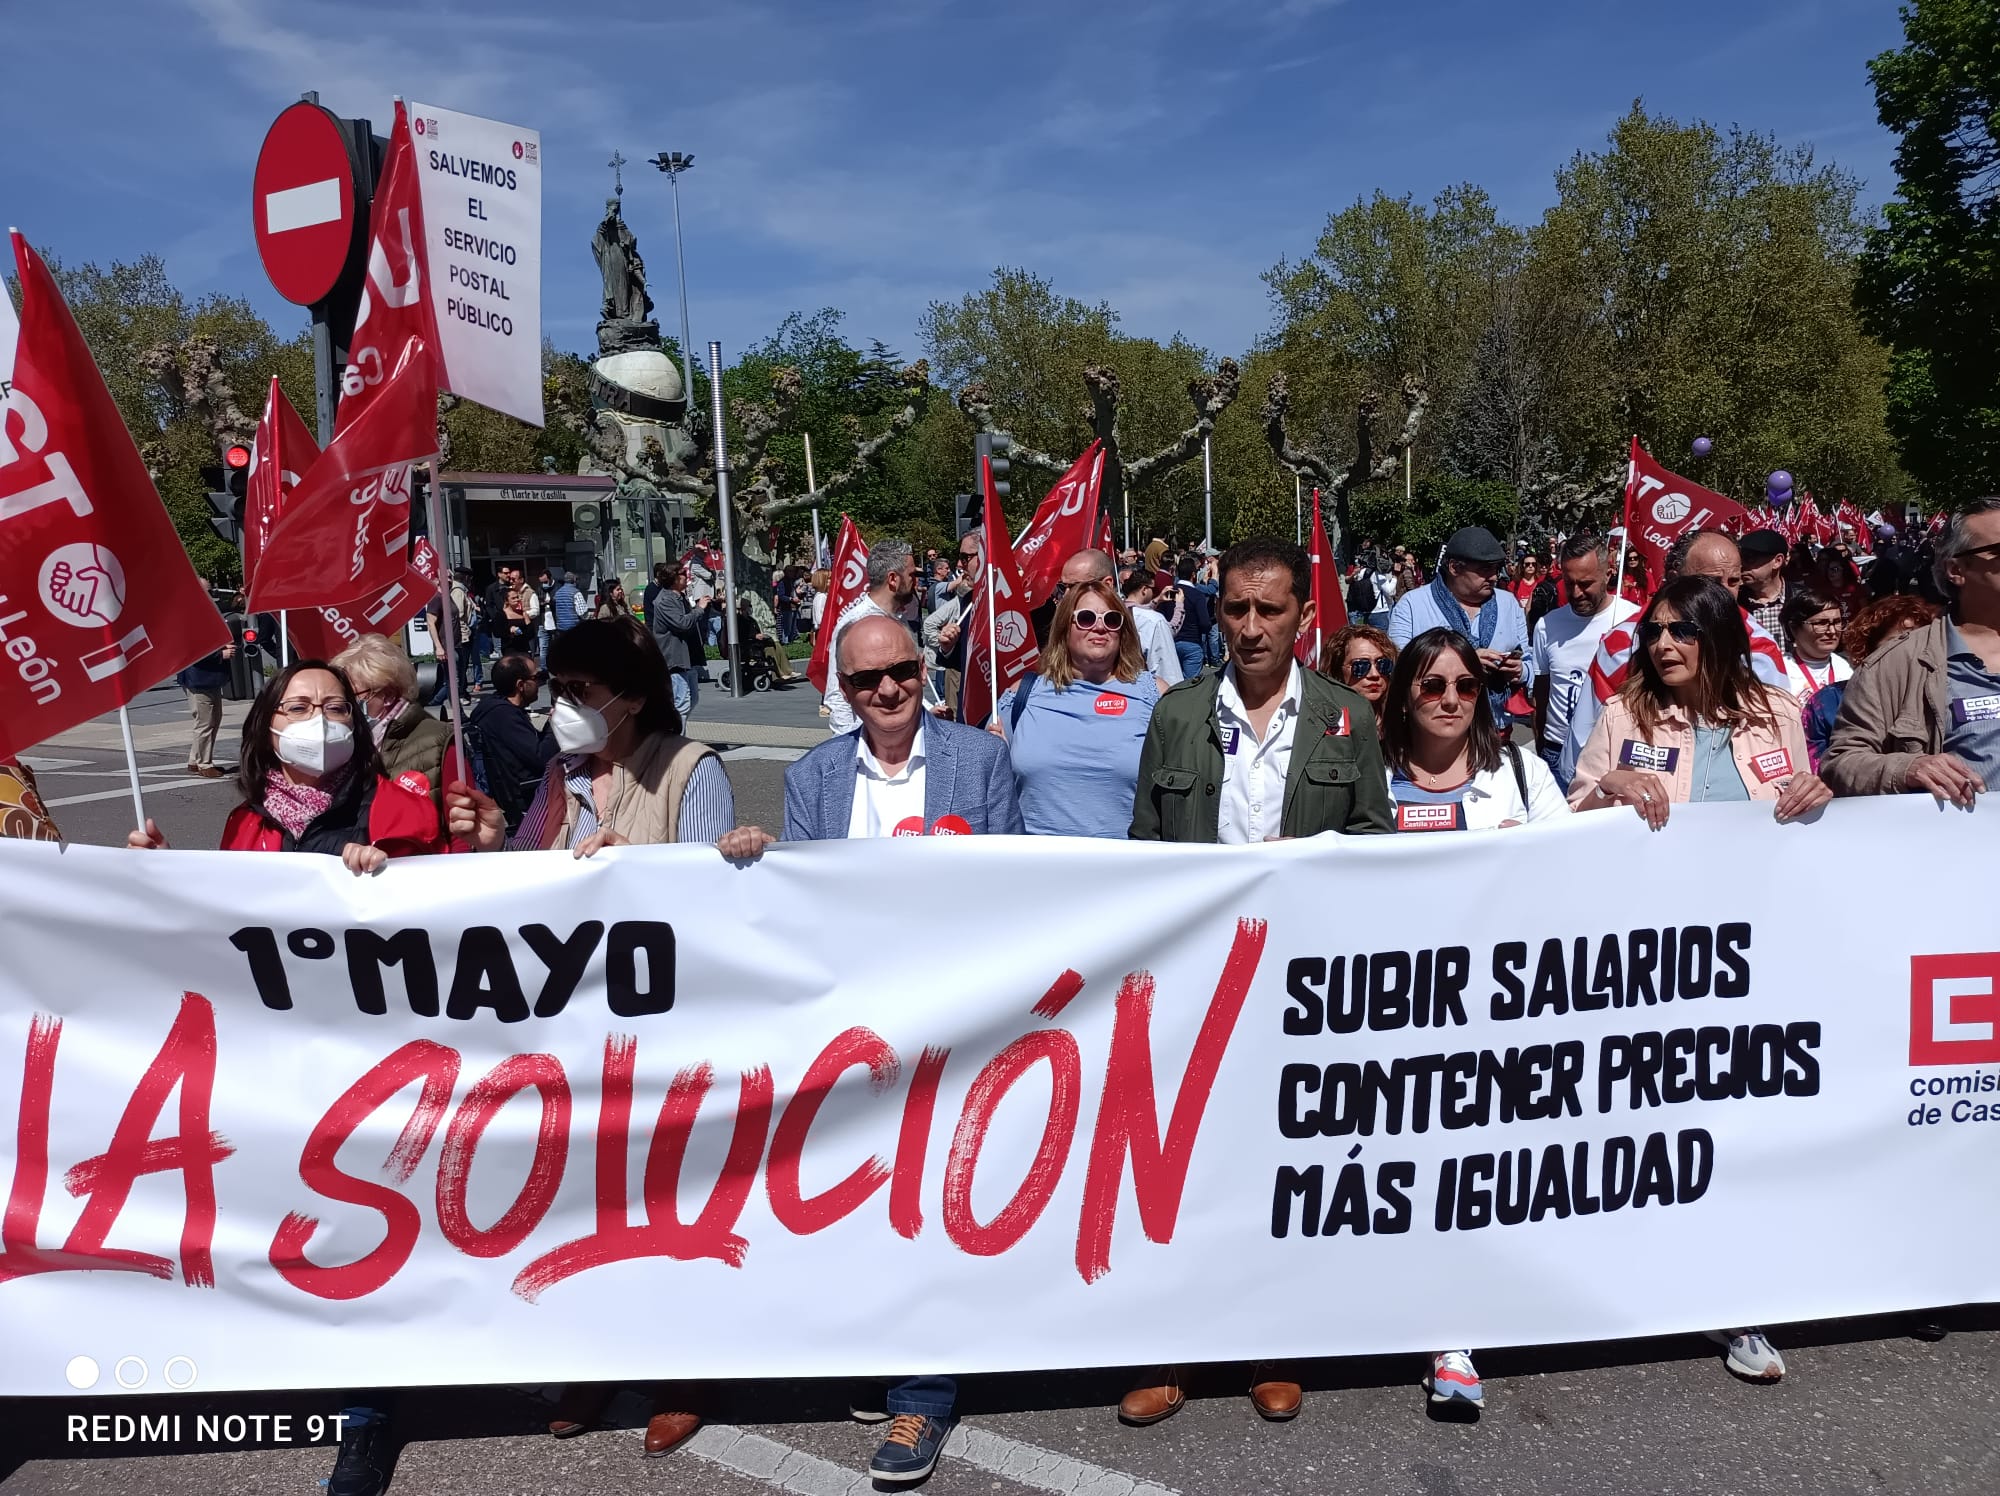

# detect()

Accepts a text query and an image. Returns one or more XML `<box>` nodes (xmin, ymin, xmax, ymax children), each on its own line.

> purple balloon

<box><xmin>1692</xmin><ymin>437</ymin><xmax>1713</xmax><ymax>458</ymax></box>
<box><xmin>1768</xmin><ymin>470</ymin><xmax>1793</xmax><ymax>491</ymax></box>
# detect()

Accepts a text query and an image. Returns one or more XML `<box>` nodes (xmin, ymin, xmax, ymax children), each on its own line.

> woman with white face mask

<box><xmin>447</xmin><ymin>617</ymin><xmax>734</xmax><ymax>859</ymax></box>
<box><xmin>126</xmin><ymin>662</ymin><xmax>448</xmax><ymax>874</ymax></box>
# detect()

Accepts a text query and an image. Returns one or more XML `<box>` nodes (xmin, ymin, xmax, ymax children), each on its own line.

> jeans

<box><xmin>1174</xmin><ymin>640</ymin><xmax>1205</xmax><ymax>681</ymax></box>
<box><xmin>671</xmin><ymin>667</ymin><xmax>701</xmax><ymax>723</ymax></box>
<box><xmin>886</xmin><ymin>1376</ymin><xmax>955</xmax><ymax>1419</ymax></box>
<box><xmin>1538</xmin><ymin>740</ymin><xmax>1569</xmax><ymax>792</ymax></box>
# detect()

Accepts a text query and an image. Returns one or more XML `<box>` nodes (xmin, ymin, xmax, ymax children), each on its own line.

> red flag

<box><xmin>1011</xmin><ymin>441</ymin><xmax>1104</xmax><ymax>610</ymax></box>
<box><xmin>1295</xmin><ymin>488</ymin><xmax>1346</xmax><ymax>666</ymax></box>
<box><xmin>0</xmin><ymin>232</ymin><xmax>229</xmax><ymax>759</ymax></box>
<box><xmin>242</xmin><ymin>377</ymin><xmax>317</xmax><ymax>591</ymax></box>
<box><xmin>1622</xmin><ymin>438</ymin><xmax>1753</xmax><ymax>589</ymax></box>
<box><xmin>1798</xmin><ymin>493</ymin><xmax>1837</xmax><ymax>546</ymax></box>
<box><xmin>807</xmin><ymin>515</ymin><xmax>868</xmax><ymax>695</ymax></box>
<box><xmin>288</xmin><ymin>536</ymin><xmax>441</xmax><ymax>661</ymax></box>
<box><xmin>1096</xmin><ymin>501</ymin><xmax>1115</xmax><ymax>560</ymax></box>
<box><xmin>251</xmin><ymin>101</ymin><xmax>439</xmax><ymax>613</ymax></box>
<box><xmin>959</xmin><ymin>457</ymin><xmax>1039</xmax><ymax>727</ymax></box>
<box><xmin>1836</xmin><ymin>500</ymin><xmax>1869</xmax><ymax>545</ymax></box>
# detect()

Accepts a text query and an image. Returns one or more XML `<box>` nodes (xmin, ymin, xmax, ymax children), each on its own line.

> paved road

<box><xmin>10</xmin><ymin>682</ymin><xmax>2000</xmax><ymax>1495</ymax></box>
<box><xmin>2</xmin><ymin>1310</ymin><xmax>1997</xmax><ymax>1494</ymax></box>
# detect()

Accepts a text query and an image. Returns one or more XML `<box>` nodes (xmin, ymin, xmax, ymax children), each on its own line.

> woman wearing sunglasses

<box><xmin>127</xmin><ymin>660</ymin><xmax>448</xmax><ymax>873</ymax></box>
<box><xmin>991</xmin><ymin>580</ymin><xmax>1158</xmax><ymax>837</ymax></box>
<box><xmin>1570</xmin><ymin>575</ymin><xmax>1831</xmax><ymax>835</ymax></box>
<box><xmin>1318</xmin><ymin>625</ymin><xmax>1398</xmax><ymax>726</ymax></box>
<box><xmin>1378</xmin><ymin>629</ymin><xmax>1569</xmax><ymax>834</ymax></box>
<box><xmin>446</xmin><ymin>617</ymin><xmax>733</xmax><ymax>860</ymax></box>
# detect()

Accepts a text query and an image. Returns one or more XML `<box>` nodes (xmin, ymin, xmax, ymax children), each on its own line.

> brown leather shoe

<box><xmin>188</xmin><ymin>764</ymin><xmax>222</xmax><ymax>779</ymax></box>
<box><xmin>643</xmin><ymin>1410</ymin><xmax>701</xmax><ymax>1456</ymax></box>
<box><xmin>1118</xmin><ymin>1369</ymin><xmax>1184</xmax><ymax>1426</ymax></box>
<box><xmin>547</xmin><ymin>1382</ymin><xmax>613</xmax><ymax>1438</ymax></box>
<box><xmin>1249</xmin><ymin>1378</ymin><xmax>1302</xmax><ymax>1421</ymax></box>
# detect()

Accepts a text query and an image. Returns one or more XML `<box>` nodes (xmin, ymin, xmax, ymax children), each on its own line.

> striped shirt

<box><xmin>508</xmin><ymin>754</ymin><xmax>734</xmax><ymax>849</ymax></box>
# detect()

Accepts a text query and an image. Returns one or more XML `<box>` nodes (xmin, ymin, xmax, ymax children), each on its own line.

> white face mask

<box><xmin>550</xmin><ymin>697</ymin><xmax>627</xmax><ymax>756</ymax></box>
<box><xmin>274</xmin><ymin>715</ymin><xmax>354</xmax><ymax>776</ymax></box>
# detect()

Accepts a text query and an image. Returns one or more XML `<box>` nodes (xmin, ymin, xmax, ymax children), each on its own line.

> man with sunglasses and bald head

<box><xmin>715</xmin><ymin>611</ymin><xmax>1017</xmax><ymax>1482</ymax></box>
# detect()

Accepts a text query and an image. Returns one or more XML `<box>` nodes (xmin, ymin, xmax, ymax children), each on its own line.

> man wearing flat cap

<box><xmin>1387</xmin><ymin>526</ymin><xmax>1532</xmax><ymax>731</ymax></box>
<box><xmin>1737</xmin><ymin>529</ymin><xmax>1790</xmax><ymax>641</ymax></box>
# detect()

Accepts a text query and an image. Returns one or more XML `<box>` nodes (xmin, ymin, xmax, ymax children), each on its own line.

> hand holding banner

<box><xmin>0</xmin><ymin>232</ymin><xmax>228</xmax><ymax>760</ymax></box>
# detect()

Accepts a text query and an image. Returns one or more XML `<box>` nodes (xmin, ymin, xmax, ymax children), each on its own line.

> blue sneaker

<box><xmin>868</xmin><ymin>1413</ymin><xmax>953</xmax><ymax>1484</ymax></box>
<box><xmin>1427</xmin><ymin>1350</ymin><xmax>1484</xmax><ymax>1408</ymax></box>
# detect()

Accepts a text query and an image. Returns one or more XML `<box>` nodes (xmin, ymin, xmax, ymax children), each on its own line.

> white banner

<box><xmin>407</xmin><ymin>101</ymin><xmax>542</xmax><ymax>426</ymax></box>
<box><xmin>0</xmin><ymin>799</ymin><xmax>1995</xmax><ymax>1397</ymax></box>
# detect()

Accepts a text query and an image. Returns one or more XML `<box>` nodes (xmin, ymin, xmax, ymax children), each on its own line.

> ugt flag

<box><xmin>252</xmin><ymin>100</ymin><xmax>440</xmax><ymax>613</ymax></box>
<box><xmin>0</xmin><ymin>232</ymin><xmax>229</xmax><ymax>760</ymax></box>
<box><xmin>288</xmin><ymin>536</ymin><xmax>442</xmax><ymax>663</ymax></box>
<box><xmin>807</xmin><ymin>515</ymin><xmax>868</xmax><ymax>696</ymax></box>
<box><xmin>241</xmin><ymin>376</ymin><xmax>315</xmax><ymax>594</ymax></box>
<box><xmin>1622</xmin><ymin>439</ymin><xmax>1752</xmax><ymax>591</ymax></box>
<box><xmin>1012</xmin><ymin>442</ymin><xmax>1104</xmax><ymax>610</ymax></box>
<box><xmin>959</xmin><ymin>457</ymin><xmax>1038</xmax><ymax>728</ymax></box>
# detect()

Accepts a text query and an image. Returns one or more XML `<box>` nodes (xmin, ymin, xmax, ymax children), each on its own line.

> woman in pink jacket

<box><xmin>1569</xmin><ymin>575</ymin><xmax>1832</xmax><ymax>830</ymax></box>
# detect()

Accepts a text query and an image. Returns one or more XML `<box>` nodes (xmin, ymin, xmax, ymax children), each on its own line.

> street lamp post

<box><xmin>648</xmin><ymin>151</ymin><xmax>698</xmax><ymax>422</ymax></box>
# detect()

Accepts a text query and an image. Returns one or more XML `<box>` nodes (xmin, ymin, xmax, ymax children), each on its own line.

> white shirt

<box><xmin>1385</xmin><ymin>750</ymin><xmax>1571</xmax><ymax>830</ymax></box>
<box><xmin>1133</xmin><ymin>606</ymin><xmax>1183</xmax><ymax>686</ymax></box>
<box><xmin>1531</xmin><ymin>597</ymin><xmax>1640</xmax><ymax>748</ymax></box>
<box><xmin>1784</xmin><ymin>650</ymin><xmax>1852</xmax><ymax>702</ymax></box>
<box><xmin>847</xmin><ymin>720</ymin><xmax>927</xmax><ymax>838</ymax></box>
<box><xmin>1215</xmin><ymin>661</ymin><xmax>1303</xmax><ymax>844</ymax></box>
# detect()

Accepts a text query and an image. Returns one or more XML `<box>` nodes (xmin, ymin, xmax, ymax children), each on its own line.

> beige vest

<box><xmin>540</xmin><ymin>731</ymin><xmax>715</xmax><ymax>848</ymax></box>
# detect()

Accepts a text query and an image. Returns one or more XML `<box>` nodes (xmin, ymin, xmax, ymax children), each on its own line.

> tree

<box><xmin>928</xmin><ymin>269</ymin><xmax>1241</xmax><ymax>542</ymax></box>
<box><xmin>1856</xmin><ymin>0</ymin><xmax>2000</xmax><ymax>505</ymax></box>
<box><xmin>1258</xmin><ymin>371</ymin><xmax>1429</xmax><ymax>562</ymax></box>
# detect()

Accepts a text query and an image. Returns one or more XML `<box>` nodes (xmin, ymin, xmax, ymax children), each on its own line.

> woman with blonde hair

<box><xmin>991</xmin><ymin>578</ymin><xmax>1158</xmax><ymax>837</ymax></box>
<box><xmin>1318</xmin><ymin>624</ymin><xmax>1398</xmax><ymax>725</ymax></box>
<box><xmin>331</xmin><ymin>633</ymin><xmax>454</xmax><ymax>805</ymax></box>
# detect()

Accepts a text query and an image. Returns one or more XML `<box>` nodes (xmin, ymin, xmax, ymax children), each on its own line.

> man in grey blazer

<box><xmin>714</xmin><ymin>611</ymin><xmax>1018</xmax><ymax>1484</ymax></box>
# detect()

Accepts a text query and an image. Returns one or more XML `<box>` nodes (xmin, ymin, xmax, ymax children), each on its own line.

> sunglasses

<box><xmin>1347</xmin><ymin>656</ymin><xmax>1395</xmax><ymax>681</ymax></box>
<box><xmin>1072</xmin><ymin>608</ymin><xmax>1123</xmax><ymax>631</ymax></box>
<box><xmin>1415</xmin><ymin>674</ymin><xmax>1480</xmax><ymax>702</ymax></box>
<box><xmin>1638</xmin><ymin>620</ymin><xmax>1703</xmax><ymax>647</ymax></box>
<box><xmin>840</xmin><ymin>658</ymin><xmax>924</xmax><ymax>693</ymax></box>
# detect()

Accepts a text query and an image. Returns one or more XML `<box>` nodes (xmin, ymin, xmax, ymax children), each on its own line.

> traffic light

<box><xmin>954</xmin><ymin>492</ymin><xmax>979</xmax><ymax>540</ymax></box>
<box><xmin>974</xmin><ymin>430</ymin><xmax>1012</xmax><ymax>508</ymax></box>
<box><xmin>201</xmin><ymin>445</ymin><xmax>253</xmax><ymax>545</ymax></box>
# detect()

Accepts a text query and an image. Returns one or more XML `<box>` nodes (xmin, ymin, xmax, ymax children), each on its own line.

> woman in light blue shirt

<box><xmin>994</xmin><ymin>579</ymin><xmax>1158</xmax><ymax>837</ymax></box>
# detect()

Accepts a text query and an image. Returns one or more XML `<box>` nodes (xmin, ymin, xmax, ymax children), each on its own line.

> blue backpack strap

<box><xmin>1008</xmin><ymin>670</ymin><xmax>1037</xmax><ymax>733</ymax></box>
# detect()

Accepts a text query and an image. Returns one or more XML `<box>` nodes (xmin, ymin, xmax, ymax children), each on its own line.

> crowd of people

<box><xmin>62</xmin><ymin>494</ymin><xmax>1998</xmax><ymax>1494</ymax></box>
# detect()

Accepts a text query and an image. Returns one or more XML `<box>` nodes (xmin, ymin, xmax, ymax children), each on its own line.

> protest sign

<box><xmin>1</xmin><ymin>798</ymin><xmax>1994</xmax><ymax>1395</ymax></box>
<box><xmin>408</xmin><ymin>101</ymin><xmax>543</xmax><ymax>427</ymax></box>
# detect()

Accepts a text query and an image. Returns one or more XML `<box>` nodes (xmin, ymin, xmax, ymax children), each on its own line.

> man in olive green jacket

<box><xmin>1129</xmin><ymin>537</ymin><xmax>1393</xmax><ymax>842</ymax></box>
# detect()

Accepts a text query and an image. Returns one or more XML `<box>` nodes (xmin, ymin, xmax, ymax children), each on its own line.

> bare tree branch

<box><xmin>1261</xmin><ymin>371</ymin><xmax>1430</xmax><ymax>558</ymax></box>
<box><xmin>1124</xmin><ymin>358</ymin><xmax>1241</xmax><ymax>489</ymax></box>
<box><xmin>957</xmin><ymin>382</ymin><xmax>1067</xmax><ymax>474</ymax></box>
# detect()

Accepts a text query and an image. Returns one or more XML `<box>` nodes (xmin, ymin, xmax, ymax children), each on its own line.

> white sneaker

<box><xmin>1427</xmin><ymin>1349</ymin><xmax>1484</xmax><ymax>1407</ymax></box>
<box><xmin>1706</xmin><ymin>1328</ymin><xmax>1786</xmax><ymax>1381</ymax></box>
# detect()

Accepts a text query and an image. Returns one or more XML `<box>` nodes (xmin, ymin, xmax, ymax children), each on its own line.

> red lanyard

<box><xmin>1797</xmin><ymin>657</ymin><xmax>1835</xmax><ymax>694</ymax></box>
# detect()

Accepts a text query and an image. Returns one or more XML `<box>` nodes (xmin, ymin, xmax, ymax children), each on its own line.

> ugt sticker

<box><xmin>1093</xmin><ymin>692</ymin><xmax>1127</xmax><ymax>717</ymax></box>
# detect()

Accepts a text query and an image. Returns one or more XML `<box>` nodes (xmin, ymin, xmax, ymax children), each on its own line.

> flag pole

<box><xmin>986</xmin><ymin>562</ymin><xmax>998</xmax><ymax>714</ymax></box>
<box><xmin>427</xmin><ymin>453</ymin><xmax>469</xmax><ymax>789</ymax></box>
<box><xmin>1611</xmin><ymin>438</ymin><xmax>1636</xmax><ymax>604</ymax></box>
<box><xmin>279</xmin><ymin>611</ymin><xmax>290</xmax><ymax>667</ymax></box>
<box><xmin>116</xmin><ymin>704</ymin><xmax>147</xmax><ymax>834</ymax></box>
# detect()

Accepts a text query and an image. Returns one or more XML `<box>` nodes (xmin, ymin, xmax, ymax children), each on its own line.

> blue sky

<box><xmin>0</xmin><ymin>0</ymin><xmax>1905</xmax><ymax>370</ymax></box>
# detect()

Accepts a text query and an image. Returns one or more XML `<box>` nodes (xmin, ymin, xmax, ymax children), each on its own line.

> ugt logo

<box><xmin>1909</xmin><ymin>953</ymin><xmax>2000</xmax><ymax>1066</ymax></box>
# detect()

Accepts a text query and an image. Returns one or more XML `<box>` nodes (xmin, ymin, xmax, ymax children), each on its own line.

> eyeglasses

<box><xmin>1638</xmin><ymin>620</ymin><xmax>1703</xmax><ymax>646</ymax></box>
<box><xmin>1415</xmin><ymin>675</ymin><xmax>1481</xmax><ymax>702</ymax></box>
<box><xmin>1072</xmin><ymin>608</ymin><xmax>1123</xmax><ymax>631</ymax></box>
<box><xmin>1955</xmin><ymin>541</ymin><xmax>2000</xmax><ymax>564</ymax></box>
<box><xmin>1348</xmin><ymin>656</ymin><xmax>1396</xmax><ymax>681</ymax></box>
<box><xmin>1803</xmin><ymin>614</ymin><xmax>1844</xmax><ymax>633</ymax></box>
<box><xmin>548</xmin><ymin>677</ymin><xmax>605</xmax><ymax>704</ymax></box>
<box><xmin>958</xmin><ymin>550</ymin><xmax>980</xmax><ymax>563</ymax></box>
<box><xmin>840</xmin><ymin>658</ymin><xmax>923</xmax><ymax>693</ymax></box>
<box><xmin>276</xmin><ymin>697</ymin><xmax>353</xmax><ymax>722</ymax></box>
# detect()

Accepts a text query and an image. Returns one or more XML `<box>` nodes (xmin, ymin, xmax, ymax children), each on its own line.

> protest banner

<box><xmin>407</xmin><ymin>101</ymin><xmax>543</xmax><ymax>427</ymax></box>
<box><xmin>0</xmin><ymin>798</ymin><xmax>1994</xmax><ymax>1396</ymax></box>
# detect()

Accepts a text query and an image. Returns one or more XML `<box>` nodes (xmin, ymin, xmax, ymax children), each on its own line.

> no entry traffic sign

<box><xmin>252</xmin><ymin>102</ymin><xmax>361</xmax><ymax>307</ymax></box>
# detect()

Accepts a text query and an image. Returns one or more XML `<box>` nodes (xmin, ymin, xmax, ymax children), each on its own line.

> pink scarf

<box><xmin>368</xmin><ymin>696</ymin><xmax>410</xmax><ymax>747</ymax></box>
<box><xmin>260</xmin><ymin>765</ymin><xmax>350</xmax><ymax>840</ymax></box>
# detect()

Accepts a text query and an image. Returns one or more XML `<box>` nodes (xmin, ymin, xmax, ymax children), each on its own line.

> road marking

<box><xmin>265</xmin><ymin>177</ymin><xmax>343</xmax><ymax>233</ymax></box>
<box><xmin>17</xmin><ymin>756</ymin><xmax>89</xmax><ymax>772</ymax></box>
<box><xmin>718</xmin><ymin>746</ymin><xmax>806</xmax><ymax>762</ymax></box>
<box><xmin>46</xmin><ymin>778</ymin><xmax>238</xmax><ymax>809</ymax></box>
<box><xmin>682</xmin><ymin>1422</ymin><xmax>1176</xmax><ymax>1496</ymax></box>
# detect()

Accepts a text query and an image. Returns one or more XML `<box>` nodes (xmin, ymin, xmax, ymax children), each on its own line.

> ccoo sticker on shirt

<box><xmin>1749</xmin><ymin>747</ymin><xmax>1794</xmax><ymax>783</ymax></box>
<box><xmin>1093</xmin><ymin>692</ymin><xmax>1128</xmax><ymax>717</ymax></box>
<box><xmin>1952</xmin><ymin>693</ymin><xmax>2000</xmax><ymax>726</ymax></box>
<box><xmin>1617</xmin><ymin>741</ymin><xmax>1680</xmax><ymax>774</ymax></box>
<box><xmin>1218</xmin><ymin>724</ymin><xmax>1240</xmax><ymax>756</ymax></box>
<box><xmin>1395</xmin><ymin>802</ymin><xmax>1467</xmax><ymax>832</ymax></box>
<box><xmin>1325</xmin><ymin>708</ymin><xmax>1351</xmax><ymax>737</ymax></box>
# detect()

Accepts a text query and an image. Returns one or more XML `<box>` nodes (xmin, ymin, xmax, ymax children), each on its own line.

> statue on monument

<box><xmin>592</xmin><ymin>198</ymin><xmax>655</xmax><ymax>327</ymax></box>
